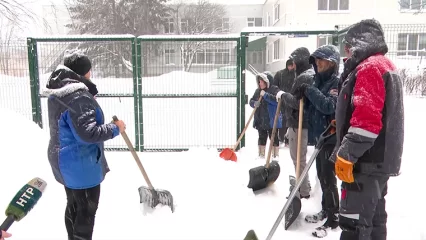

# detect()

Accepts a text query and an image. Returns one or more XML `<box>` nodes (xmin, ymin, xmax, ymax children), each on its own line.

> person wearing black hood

<box><xmin>332</xmin><ymin>19</ymin><xmax>404</xmax><ymax>240</ymax></box>
<box><xmin>42</xmin><ymin>49</ymin><xmax>126</xmax><ymax>240</ymax></box>
<box><xmin>273</xmin><ymin>58</ymin><xmax>295</xmax><ymax>146</ymax></box>
<box><xmin>275</xmin><ymin>47</ymin><xmax>315</xmax><ymax>199</ymax></box>
<box><xmin>293</xmin><ymin>45</ymin><xmax>340</xmax><ymax>238</ymax></box>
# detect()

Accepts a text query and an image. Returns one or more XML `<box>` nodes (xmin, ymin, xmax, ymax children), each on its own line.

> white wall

<box><xmin>226</xmin><ymin>4</ymin><xmax>263</xmax><ymax>33</ymax></box>
<box><xmin>264</xmin><ymin>0</ymin><xmax>426</xmax><ymax>73</ymax></box>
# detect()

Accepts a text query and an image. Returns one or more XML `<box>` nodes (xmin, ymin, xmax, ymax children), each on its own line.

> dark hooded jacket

<box><xmin>249</xmin><ymin>72</ymin><xmax>282</xmax><ymax>130</ymax></box>
<box><xmin>334</xmin><ymin>19</ymin><xmax>404</xmax><ymax>177</ymax></box>
<box><xmin>42</xmin><ymin>65</ymin><xmax>120</xmax><ymax>189</ymax></box>
<box><xmin>277</xmin><ymin>47</ymin><xmax>315</xmax><ymax>129</ymax></box>
<box><xmin>273</xmin><ymin>59</ymin><xmax>295</xmax><ymax>92</ymax></box>
<box><xmin>303</xmin><ymin>45</ymin><xmax>340</xmax><ymax>146</ymax></box>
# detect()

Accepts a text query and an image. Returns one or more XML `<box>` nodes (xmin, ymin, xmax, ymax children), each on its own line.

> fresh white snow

<box><xmin>0</xmin><ymin>70</ymin><xmax>425</xmax><ymax>240</ymax></box>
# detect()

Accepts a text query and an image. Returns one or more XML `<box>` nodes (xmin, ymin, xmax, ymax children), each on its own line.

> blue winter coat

<box><xmin>42</xmin><ymin>65</ymin><xmax>120</xmax><ymax>189</ymax></box>
<box><xmin>249</xmin><ymin>86</ymin><xmax>283</xmax><ymax>130</ymax></box>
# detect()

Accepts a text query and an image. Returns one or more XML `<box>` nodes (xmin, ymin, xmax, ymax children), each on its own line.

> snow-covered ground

<box><xmin>0</xmin><ymin>70</ymin><xmax>425</xmax><ymax>240</ymax></box>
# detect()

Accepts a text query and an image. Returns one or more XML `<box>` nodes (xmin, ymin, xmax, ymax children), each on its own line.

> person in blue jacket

<box><xmin>249</xmin><ymin>71</ymin><xmax>282</xmax><ymax>159</ymax></box>
<box><xmin>293</xmin><ymin>45</ymin><xmax>340</xmax><ymax>238</ymax></box>
<box><xmin>42</xmin><ymin>49</ymin><xmax>126</xmax><ymax>240</ymax></box>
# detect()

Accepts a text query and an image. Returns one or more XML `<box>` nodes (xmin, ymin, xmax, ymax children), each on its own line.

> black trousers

<box><xmin>339</xmin><ymin>174</ymin><xmax>389</xmax><ymax>240</ymax></box>
<box><xmin>65</xmin><ymin>184</ymin><xmax>101</xmax><ymax>240</ymax></box>
<box><xmin>316</xmin><ymin>144</ymin><xmax>339</xmax><ymax>216</ymax></box>
<box><xmin>258</xmin><ymin>129</ymin><xmax>279</xmax><ymax>146</ymax></box>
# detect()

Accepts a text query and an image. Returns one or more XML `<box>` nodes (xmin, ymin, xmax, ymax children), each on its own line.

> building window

<box><xmin>247</xmin><ymin>17</ymin><xmax>262</xmax><ymax>27</ymax></box>
<box><xmin>164</xmin><ymin>18</ymin><xmax>174</xmax><ymax>34</ymax></box>
<box><xmin>397</xmin><ymin>33</ymin><xmax>426</xmax><ymax>56</ymax></box>
<box><xmin>274</xmin><ymin>2</ymin><xmax>280</xmax><ymax>22</ymax></box>
<box><xmin>182</xmin><ymin>49</ymin><xmax>230</xmax><ymax>65</ymax></box>
<box><xmin>267</xmin><ymin>44</ymin><xmax>273</xmax><ymax>63</ymax></box>
<box><xmin>318</xmin><ymin>0</ymin><xmax>349</xmax><ymax>11</ymax></box>
<box><xmin>180</xmin><ymin>18</ymin><xmax>189</xmax><ymax>33</ymax></box>
<box><xmin>400</xmin><ymin>0</ymin><xmax>426</xmax><ymax>10</ymax></box>
<box><xmin>164</xmin><ymin>49</ymin><xmax>175</xmax><ymax>65</ymax></box>
<box><xmin>266</xmin><ymin>12</ymin><xmax>271</xmax><ymax>26</ymax></box>
<box><xmin>252</xmin><ymin>52</ymin><xmax>258</xmax><ymax>64</ymax></box>
<box><xmin>222</xmin><ymin>18</ymin><xmax>230</xmax><ymax>32</ymax></box>
<box><xmin>273</xmin><ymin>40</ymin><xmax>280</xmax><ymax>60</ymax></box>
<box><xmin>317</xmin><ymin>35</ymin><xmax>333</xmax><ymax>47</ymax></box>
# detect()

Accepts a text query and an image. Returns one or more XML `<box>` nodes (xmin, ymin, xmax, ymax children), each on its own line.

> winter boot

<box><xmin>273</xmin><ymin>146</ymin><xmax>279</xmax><ymax>159</ymax></box>
<box><xmin>312</xmin><ymin>213</ymin><xmax>339</xmax><ymax>238</ymax></box>
<box><xmin>305</xmin><ymin>209</ymin><xmax>327</xmax><ymax>223</ymax></box>
<box><xmin>258</xmin><ymin>145</ymin><xmax>266</xmax><ymax>158</ymax></box>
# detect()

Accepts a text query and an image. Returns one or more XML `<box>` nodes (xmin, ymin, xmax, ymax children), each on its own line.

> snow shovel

<box><xmin>243</xmin><ymin>120</ymin><xmax>336</xmax><ymax>240</ymax></box>
<box><xmin>283</xmin><ymin>98</ymin><xmax>305</xmax><ymax>229</ymax></box>
<box><xmin>284</xmin><ymin>117</ymin><xmax>337</xmax><ymax>230</ymax></box>
<box><xmin>113</xmin><ymin>115</ymin><xmax>174</xmax><ymax>212</ymax></box>
<box><xmin>247</xmin><ymin>98</ymin><xmax>282</xmax><ymax>191</ymax></box>
<box><xmin>220</xmin><ymin>95</ymin><xmax>263</xmax><ymax>162</ymax></box>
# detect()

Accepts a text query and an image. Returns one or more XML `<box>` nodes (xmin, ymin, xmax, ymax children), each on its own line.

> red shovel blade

<box><xmin>219</xmin><ymin>148</ymin><xmax>237</xmax><ymax>162</ymax></box>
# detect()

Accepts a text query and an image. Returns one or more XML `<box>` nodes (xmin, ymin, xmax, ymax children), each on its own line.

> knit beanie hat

<box><xmin>63</xmin><ymin>49</ymin><xmax>92</xmax><ymax>76</ymax></box>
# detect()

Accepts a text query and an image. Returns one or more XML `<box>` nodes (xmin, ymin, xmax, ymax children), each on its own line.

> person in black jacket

<box><xmin>273</xmin><ymin>59</ymin><xmax>295</xmax><ymax>146</ymax></box>
<box><xmin>294</xmin><ymin>45</ymin><xmax>340</xmax><ymax>238</ymax></box>
<box><xmin>249</xmin><ymin>72</ymin><xmax>282</xmax><ymax>159</ymax></box>
<box><xmin>275</xmin><ymin>47</ymin><xmax>315</xmax><ymax>198</ymax></box>
<box><xmin>42</xmin><ymin>50</ymin><xmax>126</xmax><ymax>240</ymax></box>
<box><xmin>333</xmin><ymin>19</ymin><xmax>403</xmax><ymax>240</ymax></box>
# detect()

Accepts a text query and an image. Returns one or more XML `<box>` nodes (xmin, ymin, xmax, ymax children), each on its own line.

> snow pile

<box><xmin>0</xmin><ymin>108</ymin><xmax>66</xmax><ymax>239</ymax></box>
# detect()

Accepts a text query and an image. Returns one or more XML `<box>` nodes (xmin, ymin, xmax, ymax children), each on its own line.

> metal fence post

<box><xmin>136</xmin><ymin>38</ymin><xmax>144</xmax><ymax>152</ymax></box>
<box><xmin>239</xmin><ymin>35</ymin><xmax>247</xmax><ymax>149</ymax></box>
<box><xmin>131</xmin><ymin>37</ymin><xmax>140</xmax><ymax>151</ymax></box>
<box><xmin>27</xmin><ymin>37</ymin><xmax>42</xmax><ymax>128</ymax></box>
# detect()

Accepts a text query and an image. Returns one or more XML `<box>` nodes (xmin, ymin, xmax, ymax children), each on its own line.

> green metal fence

<box><xmin>13</xmin><ymin>23</ymin><xmax>426</xmax><ymax>152</ymax></box>
<box><xmin>0</xmin><ymin>40</ymin><xmax>31</xmax><ymax>120</ymax></box>
<box><xmin>239</xmin><ymin>27</ymin><xmax>339</xmax><ymax>147</ymax></box>
<box><xmin>27</xmin><ymin>35</ymin><xmax>138</xmax><ymax>151</ymax></box>
<box><xmin>25</xmin><ymin>34</ymin><xmax>243</xmax><ymax>151</ymax></box>
<box><xmin>136</xmin><ymin>35</ymin><xmax>242</xmax><ymax>151</ymax></box>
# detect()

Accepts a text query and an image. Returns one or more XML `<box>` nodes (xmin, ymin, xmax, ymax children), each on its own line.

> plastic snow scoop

<box><xmin>247</xmin><ymin>98</ymin><xmax>282</xmax><ymax>191</ymax></box>
<box><xmin>112</xmin><ymin>115</ymin><xmax>174</xmax><ymax>213</ymax></box>
<box><xmin>284</xmin><ymin>119</ymin><xmax>337</xmax><ymax>230</ymax></box>
<box><xmin>244</xmin><ymin>121</ymin><xmax>337</xmax><ymax>240</ymax></box>
<box><xmin>220</xmin><ymin>95</ymin><xmax>263</xmax><ymax>162</ymax></box>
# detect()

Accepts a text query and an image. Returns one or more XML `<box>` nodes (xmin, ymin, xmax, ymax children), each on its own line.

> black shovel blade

<box><xmin>138</xmin><ymin>186</ymin><xmax>175</xmax><ymax>212</ymax></box>
<box><xmin>247</xmin><ymin>160</ymin><xmax>281</xmax><ymax>191</ymax></box>
<box><xmin>284</xmin><ymin>194</ymin><xmax>302</xmax><ymax>230</ymax></box>
<box><xmin>244</xmin><ymin>230</ymin><xmax>259</xmax><ymax>240</ymax></box>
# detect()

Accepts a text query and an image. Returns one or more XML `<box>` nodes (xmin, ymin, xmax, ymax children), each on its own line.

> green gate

<box><xmin>136</xmin><ymin>35</ymin><xmax>242</xmax><ymax>151</ymax></box>
<box><xmin>27</xmin><ymin>35</ymin><xmax>139</xmax><ymax>151</ymax></box>
<box><xmin>238</xmin><ymin>27</ymin><xmax>340</xmax><ymax>147</ymax></box>
<box><xmin>27</xmin><ymin>34</ymin><xmax>244</xmax><ymax>151</ymax></box>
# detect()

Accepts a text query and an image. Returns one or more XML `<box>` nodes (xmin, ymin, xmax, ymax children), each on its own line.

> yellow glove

<box><xmin>335</xmin><ymin>156</ymin><xmax>354</xmax><ymax>183</ymax></box>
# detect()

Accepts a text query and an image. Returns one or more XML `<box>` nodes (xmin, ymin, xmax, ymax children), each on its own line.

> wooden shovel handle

<box><xmin>113</xmin><ymin>115</ymin><xmax>155</xmax><ymax>189</ymax></box>
<box><xmin>265</xmin><ymin>97</ymin><xmax>282</xmax><ymax>168</ymax></box>
<box><xmin>296</xmin><ymin>98</ymin><xmax>304</xmax><ymax>180</ymax></box>
<box><xmin>232</xmin><ymin>95</ymin><xmax>263</xmax><ymax>150</ymax></box>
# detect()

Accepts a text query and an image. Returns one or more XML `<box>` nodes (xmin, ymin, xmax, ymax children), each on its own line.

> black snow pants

<box><xmin>316</xmin><ymin>144</ymin><xmax>339</xmax><ymax>216</ymax></box>
<box><xmin>65</xmin><ymin>184</ymin><xmax>101</xmax><ymax>240</ymax></box>
<box><xmin>258</xmin><ymin>129</ymin><xmax>279</xmax><ymax>146</ymax></box>
<box><xmin>339</xmin><ymin>174</ymin><xmax>389</xmax><ymax>240</ymax></box>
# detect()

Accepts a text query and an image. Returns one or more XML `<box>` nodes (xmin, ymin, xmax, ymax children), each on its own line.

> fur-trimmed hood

<box><xmin>42</xmin><ymin>65</ymin><xmax>97</xmax><ymax>98</ymax></box>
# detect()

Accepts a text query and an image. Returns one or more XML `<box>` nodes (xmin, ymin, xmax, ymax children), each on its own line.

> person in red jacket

<box><xmin>332</xmin><ymin>19</ymin><xmax>404</xmax><ymax>240</ymax></box>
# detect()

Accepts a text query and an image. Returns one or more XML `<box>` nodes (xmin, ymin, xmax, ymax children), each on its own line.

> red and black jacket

<box><xmin>335</xmin><ymin>19</ymin><xmax>404</xmax><ymax>177</ymax></box>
